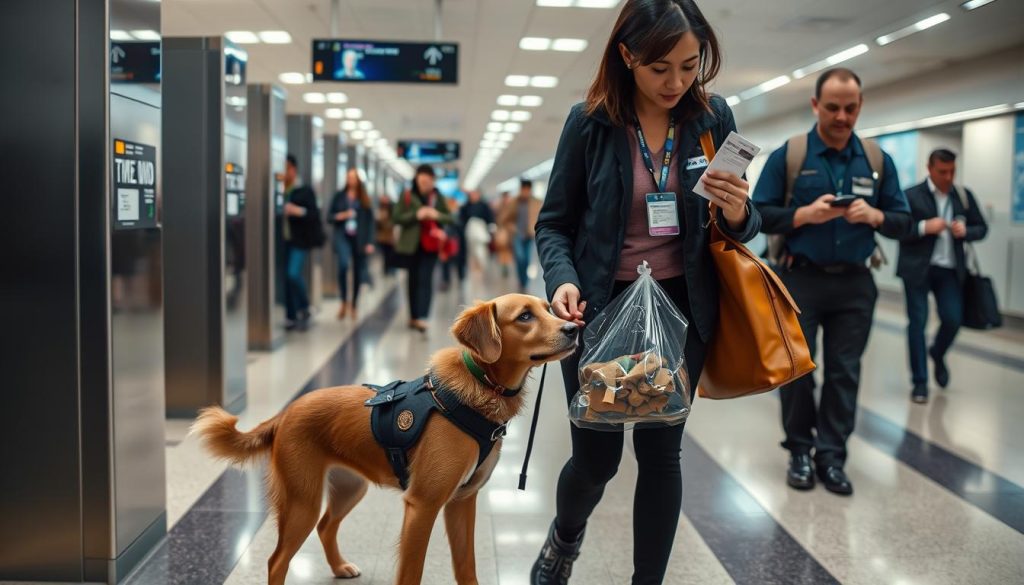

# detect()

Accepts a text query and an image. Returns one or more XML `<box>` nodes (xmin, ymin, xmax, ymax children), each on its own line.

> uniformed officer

<box><xmin>752</xmin><ymin>68</ymin><xmax>911</xmax><ymax>496</ymax></box>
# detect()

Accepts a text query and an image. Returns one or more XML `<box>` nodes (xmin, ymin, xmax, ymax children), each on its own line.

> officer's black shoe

<box><xmin>786</xmin><ymin>453</ymin><xmax>816</xmax><ymax>490</ymax></box>
<box><xmin>818</xmin><ymin>465</ymin><xmax>853</xmax><ymax>496</ymax></box>
<box><xmin>911</xmin><ymin>384</ymin><xmax>929</xmax><ymax>404</ymax></box>
<box><xmin>930</xmin><ymin>347</ymin><xmax>950</xmax><ymax>388</ymax></box>
<box><xmin>530</xmin><ymin>522</ymin><xmax>583</xmax><ymax>585</ymax></box>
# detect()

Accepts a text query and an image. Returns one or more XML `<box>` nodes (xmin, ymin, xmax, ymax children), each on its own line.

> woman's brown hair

<box><xmin>347</xmin><ymin>169</ymin><xmax>372</xmax><ymax>209</ymax></box>
<box><xmin>586</xmin><ymin>0</ymin><xmax>722</xmax><ymax>127</ymax></box>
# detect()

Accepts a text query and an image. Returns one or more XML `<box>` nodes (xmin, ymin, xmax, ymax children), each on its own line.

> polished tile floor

<box><xmin>42</xmin><ymin>260</ymin><xmax>1024</xmax><ymax>585</ymax></box>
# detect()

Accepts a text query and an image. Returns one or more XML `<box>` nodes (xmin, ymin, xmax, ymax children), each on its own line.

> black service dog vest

<box><xmin>364</xmin><ymin>375</ymin><xmax>508</xmax><ymax>490</ymax></box>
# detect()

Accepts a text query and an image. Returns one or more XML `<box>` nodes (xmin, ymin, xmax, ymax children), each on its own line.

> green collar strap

<box><xmin>462</xmin><ymin>350</ymin><xmax>522</xmax><ymax>397</ymax></box>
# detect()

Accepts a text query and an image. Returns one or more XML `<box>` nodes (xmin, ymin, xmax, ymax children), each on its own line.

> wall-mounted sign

<box><xmin>1014</xmin><ymin>112</ymin><xmax>1024</xmax><ymax>224</ymax></box>
<box><xmin>312</xmin><ymin>39</ymin><xmax>458</xmax><ymax>85</ymax></box>
<box><xmin>397</xmin><ymin>140</ymin><xmax>460</xmax><ymax>163</ymax></box>
<box><xmin>113</xmin><ymin>139</ymin><xmax>158</xmax><ymax>230</ymax></box>
<box><xmin>225</xmin><ymin>163</ymin><xmax>245</xmax><ymax>217</ymax></box>
<box><xmin>225</xmin><ymin>46</ymin><xmax>247</xmax><ymax>86</ymax></box>
<box><xmin>110</xmin><ymin>41</ymin><xmax>161</xmax><ymax>83</ymax></box>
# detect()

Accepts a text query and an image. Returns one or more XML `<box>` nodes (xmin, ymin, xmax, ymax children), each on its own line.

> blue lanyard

<box><xmin>633</xmin><ymin>115</ymin><xmax>676</xmax><ymax>193</ymax></box>
<box><xmin>820</xmin><ymin>152</ymin><xmax>848</xmax><ymax>194</ymax></box>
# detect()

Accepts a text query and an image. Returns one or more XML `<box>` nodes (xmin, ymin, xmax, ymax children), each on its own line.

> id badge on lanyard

<box><xmin>635</xmin><ymin>116</ymin><xmax>679</xmax><ymax>237</ymax></box>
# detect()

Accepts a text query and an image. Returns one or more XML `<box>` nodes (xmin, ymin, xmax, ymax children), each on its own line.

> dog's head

<box><xmin>451</xmin><ymin>294</ymin><xmax>578</xmax><ymax>366</ymax></box>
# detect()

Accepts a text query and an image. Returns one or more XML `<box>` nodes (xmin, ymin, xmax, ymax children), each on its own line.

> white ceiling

<box><xmin>162</xmin><ymin>0</ymin><xmax>1024</xmax><ymax>193</ymax></box>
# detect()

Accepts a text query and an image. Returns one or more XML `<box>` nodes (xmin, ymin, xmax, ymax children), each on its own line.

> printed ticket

<box><xmin>692</xmin><ymin>131</ymin><xmax>761</xmax><ymax>202</ymax></box>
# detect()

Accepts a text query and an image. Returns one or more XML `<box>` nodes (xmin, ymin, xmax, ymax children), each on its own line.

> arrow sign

<box><xmin>423</xmin><ymin>46</ymin><xmax>443</xmax><ymax>66</ymax></box>
<box><xmin>111</xmin><ymin>45</ymin><xmax>126</xmax><ymax>64</ymax></box>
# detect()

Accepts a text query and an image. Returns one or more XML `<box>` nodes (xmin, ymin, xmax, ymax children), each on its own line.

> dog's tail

<box><xmin>192</xmin><ymin>407</ymin><xmax>279</xmax><ymax>466</ymax></box>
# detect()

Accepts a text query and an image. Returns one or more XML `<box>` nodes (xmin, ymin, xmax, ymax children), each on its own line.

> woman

<box><xmin>375</xmin><ymin>195</ymin><xmax>397</xmax><ymax>276</ymax></box>
<box><xmin>531</xmin><ymin>1</ymin><xmax>761</xmax><ymax>584</ymax></box>
<box><xmin>328</xmin><ymin>168</ymin><xmax>374</xmax><ymax>320</ymax></box>
<box><xmin>393</xmin><ymin>164</ymin><xmax>453</xmax><ymax>332</ymax></box>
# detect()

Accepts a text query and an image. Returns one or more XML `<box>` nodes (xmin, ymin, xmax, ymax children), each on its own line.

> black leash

<box><xmin>518</xmin><ymin>363</ymin><xmax>548</xmax><ymax>491</ymax></box>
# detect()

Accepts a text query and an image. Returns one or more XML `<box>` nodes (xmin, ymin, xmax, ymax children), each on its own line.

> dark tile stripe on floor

<box><xmin>874</xmin><ymin>319</ymin><xmax>1024</xmax><ymax>372</ymax></box>
<box><xmin>856</xmin><ymin>407</ymin><xmax>1024</xmax><ymax>534</ymax></box>
<box><xmin>122</xmin><ymin>286</ymin><xmax>401</xmax><ymax>585</ymax></box>
<box><xmin>680</xmin><ymin>435</ymin><xmax>840</xmax><ymax>585</ymax></box>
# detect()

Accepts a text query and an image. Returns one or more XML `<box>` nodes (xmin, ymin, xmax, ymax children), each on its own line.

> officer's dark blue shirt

<box><xmin>752</xmin><ymin>126</ymin><xmax>911</xmax><ymax>265</ymax></box>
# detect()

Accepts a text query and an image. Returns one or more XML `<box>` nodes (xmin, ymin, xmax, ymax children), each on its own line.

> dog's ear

<box><xmin>452</xmin><ymin>301</ymin><xmax>502</xmax><ymax>364</ymax></box>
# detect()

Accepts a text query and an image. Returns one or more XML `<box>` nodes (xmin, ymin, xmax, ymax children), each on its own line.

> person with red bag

<box><xmin>393</xmin><ymin>164</ymin><xmax>453</xmax><ymax>332</ymax></box>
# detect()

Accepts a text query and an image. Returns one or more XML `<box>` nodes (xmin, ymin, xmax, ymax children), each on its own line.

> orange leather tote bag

<box><xmin>697</xmin><ymin>131</ymin><xmax>815</xmax><ymax>399</ymax></box>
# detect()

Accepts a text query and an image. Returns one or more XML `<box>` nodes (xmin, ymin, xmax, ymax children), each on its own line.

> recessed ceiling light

<box><xmin>738</xmin><ymin>75</ymin><xmax>791</xmax><ymax>101</ymax></box>
<box><xmin>575</xmin><ymin>0</ymin><xmax>619</xmax><ymax>7</ymax></box>
<box><xmin>503</xmin><ymin>123</ymin><xmax>523</xmax><ymax>133</ymax></box>
<box><xmin>505</xmin><ymin>75</ymin><xmax>530</xmax><ymax>87</ymax></box>
<box><xmin>511</xmin><ymin>110</ymin><xmax>532</xmax><ymax>122</ymax></box>
<box><xmin>552</xmin><ymin>38</ymin><xmax>588</xmax><ymax>52</ymax></box>
<box><xmin>350</xmin><ymin>130</ymin><xmax>366</xmax><ymax>140</ymax></box>
<box><xmin>326</xmin><ymin>92</ymin><xmax>348</xmax><ymax>104</ymax></box>
<box><xmin>366</xmin><ymin>130</ymin><xmax>381</xmax><ymax>139</ymax></box>
<box><xmin>225</xmin><ymin>31</ymin><xmax>259</xmax><ymax>44</ymax></box>
<box><xmin>498</xmin><ymin>133</ymin><xmax>514</xmax><ymax>141</ymax></box>
<box><xmin>129</xmin><ymin>30</ymin><xmax>160</xmax><ymax>41</ymax></box>
<box><xmin>793</xmin><ymin>44</ymin><xmax>870</xmax><ymax>79</ymax></box>
<box><xmin>279</xmin><ymin>72</ymin><xmax>306</xmax><ymax>84</ymax></box>
<box><xmin>325</xmin><ymin>108</ymin><xmax>344</xmax><ymax>119</ymax></box>
<box><xmin>484</xmin><ymin>132</ymin><xmax>500</xmax><ymax>140</ymax></box>
<box><xmin>110</xmin><ymin>30</ymin><xmax>134</xmax><ymax>41</ymax></box>
<box><xmin>961</xmin><ymin>0</ymin><xmax>997</xmax><ymax>10</ymax></box>
<box><xmin>497</xmin><ymin>95</ymin><xmax>520</xmax><ymax>106</ymax></box>
<box><xmin>487</xmin><ymin>122</ymin><xmax>504</xmax><ymax>132</ymax></box>
<box><xmin>303</xmin><ymin>92</ymin><xmax>326</xmax><ymax>104</ymax></box>
<box><xmin>481</xmin><ymin>140</ymin><xmax>497</xmax><ymax>148</ymax></box>
<box><xmin>258</xmin><ymin>31</ymin><xmax>292</xmax><ymax>44</ymax></box>
<box><xmin>725</xmin><ymin>95</ymin><xmax>741</xmax><ymax>107</ymax></box>
<box><xmin>530</xmin><ymin>76</ymin><xmax>558</xmax><ymax>88</ymax></box>
<box><xmin>495</xmin><ymin>141</ymin><xmax>510</xmax><ymax>149</ymax></box>
<box><xmin>341</xmin><ymin>120</ymin><xmax>358</xmax><ymax>131</ymax></box>
<box><xmin>344</xmin><ymin>108</ymin><xmax>363</xmax><ymax>119</ymax></box>
<box><xmin>876</xmin><ymin>13</ymin><xmax>950</xmax><ymax>46</ymax></box>
<box><xmin>357</xmin><ymin>120</ymin><xmax>373</xmax><ymax>130</ymax></box>
<box><xmin>519</xmin><ymin>95</ymin><xmax>544</xmax><ymax>107</ymax></box>
<box><xmin>537</xmin><ymin>0</ymin><xmax>573</xmax><ymax>6</ymax></box>
<box><xmin>492</xmin><ymin>110</ymin><xmax>511</xmax><ymax>121</ymax></box>
<box><xmin>520</xmin><ymin>37</ymin><xmax>552</xmax><ymax>51</ymax></box>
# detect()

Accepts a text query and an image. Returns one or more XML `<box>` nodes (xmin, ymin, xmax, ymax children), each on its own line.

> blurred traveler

<box><xmin>460</xmin><ymin>189</ymin><xmax>497</xmax><ymax>272</ymax></box>
<box><xmin>282</xmin><ymin>154</ymin><xmax>325</xmax><ymax>331</ymax></box>
<box><xmin>752</xmin><ymin>68</ymin><xmax>911</xmax><ymax>496</ymax></box>
<box><xmin>329</xmin><ymin>168</ymin><xmax>375</xmax><ymax>320</ymax></box>
<box><xmin>440</xmin><ymin>195</ymin><xmax>465</xmax><ymax>290</ymax></box>
<box><xmin>497</xmin><ymin>179</ymin><xmax>541</xmax><ymax>291</ymax></box>
<box><xmin>897</xmin><ymin>149</ymin><xmax>988</xmax><ymax>403</ymax></box>
<box><xmin>393</xmin><ymin>164</ymin><xmax>453</xmax><ymax>332</ymax></box>
<box><xmin>375</xmin><ymin>195</ymin><xmax>398</xmax><ymax>276</ymax></box>
<box><xmin>533</xmin><ymin>1</ymin><xmax>761</xmax><ymax>583</ymax></box>
<box><xmin>493</xmin><ymin>191</ymin><xmax>514</xmax><ymax>276</ymax></box>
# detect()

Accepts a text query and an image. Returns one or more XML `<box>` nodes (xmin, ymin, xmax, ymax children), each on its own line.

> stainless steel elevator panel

<box><xmin>163</xmin><ymin>37</ymin><xmax>248</xmax><ymax>417</ymax></box>
<box><xmin>246</xmin><ymin>84</ymin><xmax>288</xmax><ymax>350</ymax></box>
<box><xmin>287</xmin><ymin>114</ymin><xmax>326</xmax><ymax>308</ymax></box>
<box><xmin>1</xmin><ymin>0</ymin><xmax>167</xmax><ymax>582</ymax></box>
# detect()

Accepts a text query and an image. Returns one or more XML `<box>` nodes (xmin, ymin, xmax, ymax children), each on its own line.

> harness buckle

<box><xmin>490</xmin><ymin>424</ymin><xmax>508</xmax><ymax>442</ymax></box>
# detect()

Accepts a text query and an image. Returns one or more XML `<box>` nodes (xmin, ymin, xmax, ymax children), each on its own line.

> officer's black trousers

<box><xmin>779</xmin><ymin>266</ymin><xmax>877</xmax><ymax>468</ymax></box>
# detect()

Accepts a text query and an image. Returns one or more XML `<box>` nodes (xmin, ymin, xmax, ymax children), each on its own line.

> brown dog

<box><xmin>193</xmin><ymin>294</ymin><xmax>578</xmax><ymax>585</ymax></box>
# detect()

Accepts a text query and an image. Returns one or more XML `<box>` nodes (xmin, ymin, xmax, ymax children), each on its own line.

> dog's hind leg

<box><xmin>267</xmin><ymin>471</ymin><xmax>323</xmax><ymax>585</ymax></box>
<box><xmin>316</xmin><ymin>466</ymin><xmax>368</xmax><ymax>578</ymax></box>
<box><xmin>444</xmin><ymin>492</ymin><xmax>479</xmax><ymax>585</ymax></box>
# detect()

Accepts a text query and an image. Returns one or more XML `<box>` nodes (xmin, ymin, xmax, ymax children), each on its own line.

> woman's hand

<box><xmin>365</xmin><ymin>244</ymin><xmax>375</xmax><ymax>255</ymax></box>
<box><xmin>335</xmin><ymin>210</ymin><xmax>355</xmax><ymax>222</ymax></box>
<box><xmin>700</xmin><ymin>170</ymin><xmax>750</xmax><ymax>230</ymax></box>
<box><xmin>552</xmin><ymin>283</ymin><xmax>587</xmax><ymax>327</ymax></box>
<box><xmin>416</xmin><ymin>206</ymin><xmax>438</xmax><ymax>221</ymax></box>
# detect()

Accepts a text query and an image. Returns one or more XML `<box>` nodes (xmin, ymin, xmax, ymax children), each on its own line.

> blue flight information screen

<box><xmin>312</xmin><ymin>39</ymin><xmax>458</xmax><ymax>85</ymax></box>
<box><xmin>397</xmin><ymin>140</ymin><xmax>460</xmax><ymax>163</ymax></box>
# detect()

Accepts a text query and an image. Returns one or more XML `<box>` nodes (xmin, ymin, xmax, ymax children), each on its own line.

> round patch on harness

<box><xmin>397</xmin><ymin>410</ymin><xmax>415</xmax><ymax>431</ymax></box>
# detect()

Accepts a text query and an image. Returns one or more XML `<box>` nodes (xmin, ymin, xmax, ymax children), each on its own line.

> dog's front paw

<box><xmin>333</xmin><ymin>562</ymin><xmax>362</xmax><ymax>579</ymax></box>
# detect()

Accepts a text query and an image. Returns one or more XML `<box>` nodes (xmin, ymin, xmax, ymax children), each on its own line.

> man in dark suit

<box><xmin>896</xmin><ymin>149</ymin><xmax>988</xmax><ymax>403</ymax></box>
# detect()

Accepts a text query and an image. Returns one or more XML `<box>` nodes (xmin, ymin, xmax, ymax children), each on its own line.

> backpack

<box><xmin>766</xmin><ymin>135</ymin><xmax>887</xmax><ymax>269</ymax></box>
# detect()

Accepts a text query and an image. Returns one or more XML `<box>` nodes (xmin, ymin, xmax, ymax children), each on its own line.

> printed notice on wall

<box><xmin>113</xmin><ymin>139</ymin><xmax>157</xmax><ymax>230</ymax></box>
<box><xmin>225</xmin><ymin>162</ymin><xmax>245</xmax><ymax>218</ymax></box>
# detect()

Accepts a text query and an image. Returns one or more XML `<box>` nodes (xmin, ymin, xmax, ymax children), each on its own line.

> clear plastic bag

<box><xmin>570</xmin><ymin>262</ymin><xmax>691</xmax><ymax>430</ymax></box>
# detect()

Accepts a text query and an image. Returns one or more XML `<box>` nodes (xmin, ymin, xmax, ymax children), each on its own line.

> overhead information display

<box><xmin>312</xmin><ymin>39</ymin><xmax>458</xmax><ymax>85</ymax></box>
<box><xmin>110</xmin><ymin>41</ymin><xmax>161</xmax><ymax>83</ymax></box>
<box><xmin>397</xmin><ymin>140</ymin><xmax>460</xmax><ymax>163</ymax></box>
<box><xmin>113</xmin><ymin>139</ymin><xmax>158</xmax><ymax>230</ymax></box>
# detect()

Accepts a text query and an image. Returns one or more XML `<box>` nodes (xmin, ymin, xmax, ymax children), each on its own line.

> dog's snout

<box><xmin>561</xmin><ymin>323</ymin><xmax>579</xmax><ymax>337</ymax></box>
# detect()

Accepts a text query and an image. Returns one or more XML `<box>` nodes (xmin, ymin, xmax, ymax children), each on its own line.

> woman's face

<box><xmin>346</xmin><ymin>169</ymin><xmax>359</xmax><ymax>190</ymax></box>
<box><xmin>621</xmin><ymin>32</ymin><xmax>702</xmax><ymax>112</ymax></box>
<box><xmin>415</xmin><ymin>172</ymin><xmax>435</xmax><ymax>194</ymax></box>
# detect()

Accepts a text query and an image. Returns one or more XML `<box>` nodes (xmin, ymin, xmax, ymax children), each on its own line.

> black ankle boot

<box><xmin>530</xmin><ymin>521</ymin><xmax>584</xmax><ymax>585</ymax></box>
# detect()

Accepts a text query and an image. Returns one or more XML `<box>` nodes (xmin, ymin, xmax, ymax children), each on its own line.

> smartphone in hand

<box><xmin>829</xmin><ymin>195</ymin><xmax>857</xmax><ymax>208</ymax></box>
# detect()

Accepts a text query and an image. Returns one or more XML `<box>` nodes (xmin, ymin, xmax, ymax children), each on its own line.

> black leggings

<box><xmin>406</xmin><ymin>249</ymin><xmax>438</xmax><ymax>320</ymax></box>
<box><xmin>553</xmin><ymin>276</ymin><xmax>707</xmax><ymax>585</ymax></box>
<box><xmin>337</xmin><ymin>234</ymin><xmax>365</xmax><ymax>307</ymax></box>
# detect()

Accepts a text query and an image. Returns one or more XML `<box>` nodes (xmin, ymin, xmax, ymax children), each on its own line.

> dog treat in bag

<box><xmin>571</xmin><ymin>261</ymin><xmax>691</xmax><ymax>429</ymax></box>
